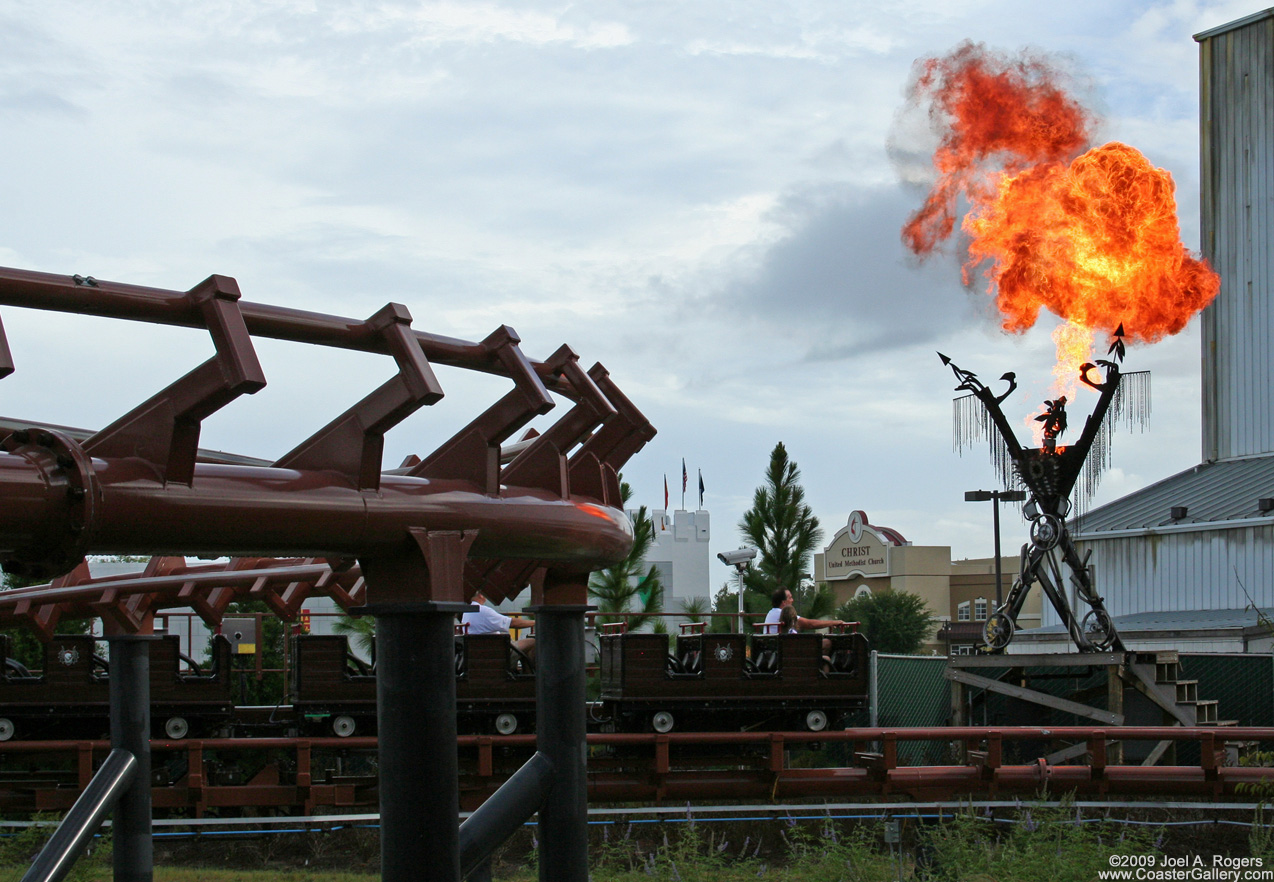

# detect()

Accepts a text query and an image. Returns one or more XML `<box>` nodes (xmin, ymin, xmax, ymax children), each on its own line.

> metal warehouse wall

<box><xmin>1060</xmin><ymin>524</ymin><xmax>1274</xmax><ymax>623</ymax></box>
<box><xmin>1198</xmin><ymin>10</ymin><xmax>1274</xmax><ymax>462</ymax></box>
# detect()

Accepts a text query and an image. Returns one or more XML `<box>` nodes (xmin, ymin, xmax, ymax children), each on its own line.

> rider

<box><xmin>462</xmin><ymin>590</ymin><xmax>536</xmax><ymax>661</ymax></box>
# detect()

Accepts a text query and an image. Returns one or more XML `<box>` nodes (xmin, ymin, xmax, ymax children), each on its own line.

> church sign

<box><xmin>821</xmin><ymin>510</ymin><xmax>894</xmax><ymax>580</ymax></box>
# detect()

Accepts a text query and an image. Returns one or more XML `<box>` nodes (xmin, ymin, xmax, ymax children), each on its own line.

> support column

<box><xmin>529</xmin><ymin>596</ymin><xmax>591</xmax><ymax>882</ymax></box>
<box><xmin>108</xmin><ymin>635</ymin><xmax>156</xmax><ymax>882</ymax></box>
<box><xmin>1107</xmin><ymin>664</ymin><xmax>1125</xmax><ymax>764</ymax></box>
<box><xmin>947</xmin><ymin>657</ymin><xmax>968</xmax><ymax>763</ymax></box>
<box><xmin>370</xmin><ymin>603</ymin><xmax>469</xmax><ymax>882</ymax></box>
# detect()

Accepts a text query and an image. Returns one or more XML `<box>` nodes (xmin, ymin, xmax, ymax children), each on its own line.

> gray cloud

<box><xmin>0</xmin><ymin>90</ymin><xmax>85</xmax><ymax>117</ymax></box>
<box><xmin>712</xmin><ymin>184</ymin><xmax>986</xmax><ymax>358</ymax></box>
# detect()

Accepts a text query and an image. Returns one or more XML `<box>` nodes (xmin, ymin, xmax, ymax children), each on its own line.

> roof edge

<box><xmin>1194</xmin><ymin>7</ymin><xmax>1274</xmax><ymax>41</ymax></box>
<box><xmin>1074</xmin><ymin>514</ymin><xmax>1274</xmax><ymax>541</ymax></box>
<box><xmin>1070</xmin><ymin>458</ymin><xmax>1213</xmax><ymax>525</ymax></box>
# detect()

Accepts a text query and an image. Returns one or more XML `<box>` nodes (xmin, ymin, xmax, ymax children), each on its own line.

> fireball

<box><xmin>900</xmin><ymin>43</ymin><xmax>1219</xmax><ymax>396</ymax></box>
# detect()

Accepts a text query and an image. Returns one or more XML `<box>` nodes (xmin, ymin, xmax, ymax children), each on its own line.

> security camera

<box><xmin>717</xmin><ymin>547</ymin><xmax>757</xmax><ymax>568</ymax></box>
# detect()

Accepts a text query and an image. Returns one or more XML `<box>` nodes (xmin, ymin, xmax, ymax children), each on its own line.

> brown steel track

<box><xmin>0</xmin><ymin>558</ymin><xmax>362</xmax><ymax>638</ymax></box>
<box><xmin>0</xmin><ymin>264</ymin><xmax>657</xmax><ymax>881</ymax></box>
<box><xmin>1</xmin><ymin>726</ymin><xmax>1268</xmax><ymax>815</ymax></box>
<box><xmin>0</xmin><ymin>265</ymin><xmax>655</xmax><ymax>610</ymax></box>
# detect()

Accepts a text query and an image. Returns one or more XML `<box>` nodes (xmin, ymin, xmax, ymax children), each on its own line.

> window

<box><xmin>974</xmin><ymin>598</ymin><xmax>988</xmax><ymax>621</ymax></box>
<box><xmin>957</xmin><ymin>601</ymin><xmax>970</xmax><ymax>622</ymax></box>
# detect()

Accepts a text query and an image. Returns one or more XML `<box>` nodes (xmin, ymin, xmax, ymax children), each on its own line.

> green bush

<box><xmin>920</xmin><ymin>797</ymin><xmax>1156</xmax><ymax>881</ymax></box>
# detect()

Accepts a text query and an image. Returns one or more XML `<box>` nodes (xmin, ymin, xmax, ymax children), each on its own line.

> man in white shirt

<box><xmin>462</xmin><ymin>590</ymin><xmax>536</xmax><ymax>661</ymax></box>
<box><xmin>763</xmin><ymin>586</ymin><xmax>844</xmax><ymax>646</ymax></box>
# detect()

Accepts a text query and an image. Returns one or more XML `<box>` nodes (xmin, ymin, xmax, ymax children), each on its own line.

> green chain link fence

<box><xmin>1180</xmin><ymin>652</ymin><xmax>1274</xmax><ymax>727</ymax></box>
<box><xmin>871</xmin><ymin>653</ymin><xmax>951</xmax><ymax>764</ymax></box>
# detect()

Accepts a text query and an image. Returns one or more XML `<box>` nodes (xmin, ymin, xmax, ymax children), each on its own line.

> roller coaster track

<box><xmin>0</xmin><ymin>558</ymin><xmax>362</xmax><ymax>638</ymax></box>
<box><xmin>0</xmin><ymin>265</ymin><xmax>654</xmax><ymax>601</ymax></box>
<box><xmin>0</xmin><ymin>264</ymin><xmax>656</xmax><ymax>882</ymax></box>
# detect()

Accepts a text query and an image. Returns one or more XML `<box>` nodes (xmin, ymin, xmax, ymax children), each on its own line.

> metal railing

<box><xmin>3</xmin><ymin>725</ymin><xmax>1272</xmax><ymax>818</ymax></box>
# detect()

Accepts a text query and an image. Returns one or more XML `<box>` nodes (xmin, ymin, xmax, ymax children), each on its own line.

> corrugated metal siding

<box><xmin>1037</xmin><ymin>524</ymin><xmax>1274</xmax><ymax>624</ymax></box>
<box><xmin>1199</xmin><ymin>14</ymin><xmax>1274</xmax><ymax>461</ymax></box>
<box><xmin>1072</xmin><ymin>455</ymin><xmax>1274</xmax><ymax>533</ymax></box>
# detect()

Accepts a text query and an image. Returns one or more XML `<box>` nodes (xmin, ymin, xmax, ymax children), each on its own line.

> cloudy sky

<box><xmin>0</xmin><ymin>0</ymin><xmax>1257</xmax><ymax>586</ymax></box>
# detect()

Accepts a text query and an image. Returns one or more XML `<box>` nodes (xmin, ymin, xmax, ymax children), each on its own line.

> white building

<box><xmin>645</xmin><ymin>508</ymin><xmax>711</xmax><ymax>612</ymax></box>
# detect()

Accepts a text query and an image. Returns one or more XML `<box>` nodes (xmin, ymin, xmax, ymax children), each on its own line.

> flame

<box><xmin>1029</xmin><ymin>321</ymin><xmax>1093</xmax><ymax>445</ymax></box>
<box><xmin>1051</xmin><ymin>321</ymin><xmax>1093</xmax><ymax>401</ymax></box>
<box><xmin>964</xmin><ymin>142</ymin><xmax>1220</xmax><ymax>342</ymax></box>
<box><xmin>901</xmin><ymin>44</ymin><xmax>1220</xmax><ymax>374</ymax></box>
<box><xmin>901</xmin><ymin>42</ymin><xmax>1092</xmax><ymax>256</ymax></box>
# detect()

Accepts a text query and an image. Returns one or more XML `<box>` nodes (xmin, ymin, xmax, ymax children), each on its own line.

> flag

<box><xmin>698</xmin><ymin>469</ymin><xmax>705</xmax><ymax>509</ymax></box>
<box><xmin>663</xmin><ymin>474</ymin><xmax>668</xmax><ymax>510</ymax></box>
<box><xmin>682</xmin><ymin>458</ymin><xmax>688</xmax><ymax>493</ymax></box>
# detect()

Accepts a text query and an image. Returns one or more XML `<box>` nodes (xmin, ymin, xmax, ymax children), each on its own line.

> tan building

<box><xmin>812</xmin><ymin>511</ymin><xmax>1040</xmax><ymax>654</ymax></box>
<box><xmin>942</xmin><ymin>555</ymin><xmax>1037</xmax><ymax>654</ymax></box>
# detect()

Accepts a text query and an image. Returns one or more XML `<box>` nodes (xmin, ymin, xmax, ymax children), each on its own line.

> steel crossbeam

<box><xmin>0</xmin><ymin>265</ymin><xmax>656</xmax><ymax>882</ymax></box>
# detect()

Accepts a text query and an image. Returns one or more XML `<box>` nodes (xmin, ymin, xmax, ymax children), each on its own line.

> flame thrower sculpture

<box><xmin>941</xmin><ymin>331</ymin><xmax>1149</xmax><ymax>653</ymax></box>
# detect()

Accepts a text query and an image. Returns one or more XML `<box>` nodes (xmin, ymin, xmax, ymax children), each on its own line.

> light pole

<box><xmin>964</xmin><ymin>489</ymin><xmax>1027</xmax><ymax>608</ymax></box>
<box><xmin>717</xmin><ymin>547</ymin><xmax>757</xmax><ymax>633</ymax></box>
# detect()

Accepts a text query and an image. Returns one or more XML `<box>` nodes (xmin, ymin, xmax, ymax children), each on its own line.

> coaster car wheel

<box><xmin>164</xmin><ymin>716</ymin><xmax>190</xmax><ymax>739</ymax></box>
<box><xmin>494</xmin><ymin>713</ymin><xmax>519</xmax><ymax>735</ymax></box>
<box><xmin>332</xmin><ymin>715</ymin><xmax>357</xmax><ymax>737</ymax></box>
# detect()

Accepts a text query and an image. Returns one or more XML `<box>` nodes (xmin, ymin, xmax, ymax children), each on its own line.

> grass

<box><xmin>0</xmin><ymin>871</ymin><xmax>379</xmax><ymax>882</ymax></box>
<box><xmin>0</xmin><ymin>798</ymin><xmax>1219</xmax><ymax>881</ymax></box>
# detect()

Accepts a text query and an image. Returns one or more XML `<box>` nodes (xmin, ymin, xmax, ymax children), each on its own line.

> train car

<box><xmin>0</xmin><ymin>633</ymin><xmax>233</xmax><ymax>741</ymax></box>
<box><xmin>454</xmin><ymin>633</ymin><xmax>536</xmax><ymax>735</ymax></box>
<box><xmin>288</xmin><ymin>632</ymin><xmax>536</xmax><ymax>737</ymax></box>
<box><xmin>1</xmin><ymin>625</ymin><xmax>868</xmax><ymax>741</ymax></box>
<box><xmin>288</xmin><ymin>634</ymin><xmax>376</xmax><ymax>737</ymax></box>
<box><xmin>598</xmin><ymin>625</ymin><xmax>870</xmax><ymax>733</ymax></box>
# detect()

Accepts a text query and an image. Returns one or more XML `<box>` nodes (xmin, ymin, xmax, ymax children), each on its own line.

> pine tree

<box><xmin>588</xmin><ymin>480</ymin><xmax>665</xmax><ymax>632</ymax></box>
<box><xmin>738</xmin><ymin>442</ymin><xmax>828</xmax><ymax>616</ymax></box>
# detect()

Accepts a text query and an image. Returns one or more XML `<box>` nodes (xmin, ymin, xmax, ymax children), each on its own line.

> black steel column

<box><xmin>459</xmin><ymin>750</ymin><xmax>554</xmax><ymax>876</ymax></box>
<box><xmin>108</xmin><ymin>635</ymin><xmax>156</xmax><ymax>882</ymax></box>
<box><xmin>371</xmin><ymin>603</ymin><xmax>468</xmax><ymax>882</ymax></box>
<box><xmin>23</xmin><ymin>749</ymin><xmax>138</xmax><ymax>882</ymax></box>
<box><xmin>530</xmin><ymin>604</ymin><xmax>590</xmax><ymax>882</ymax></box>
